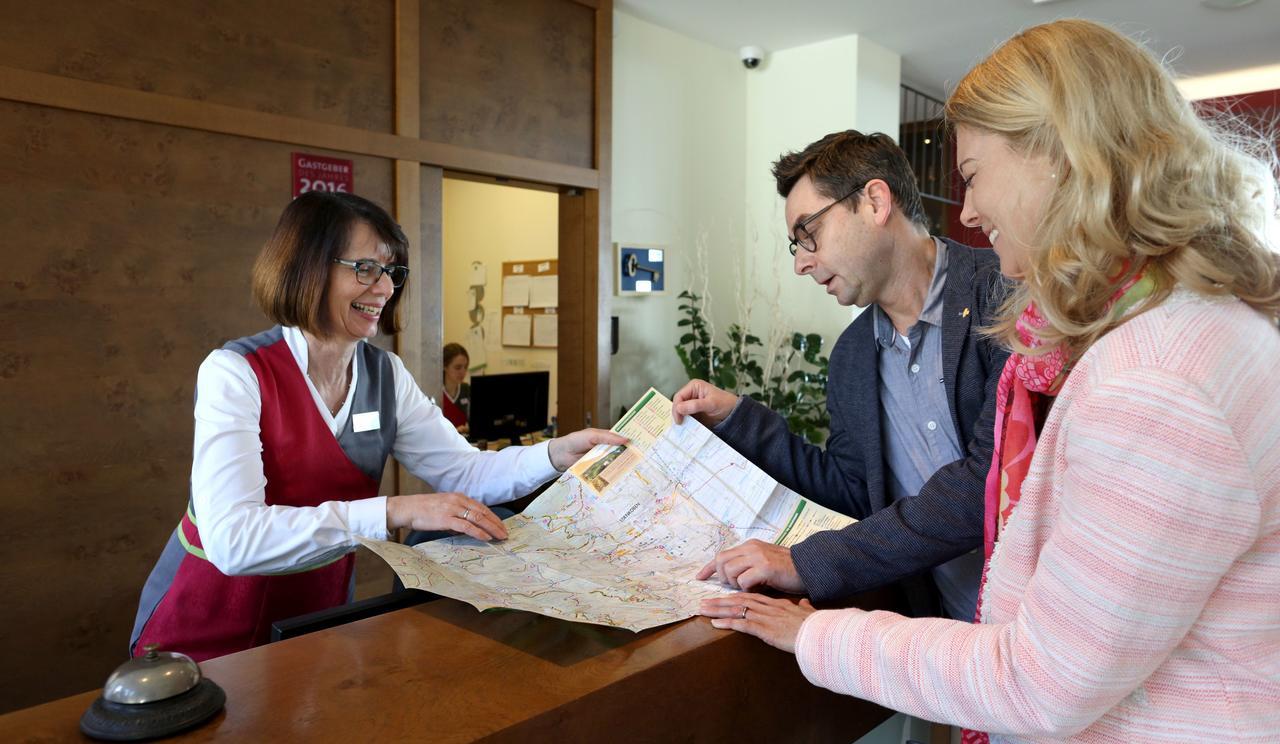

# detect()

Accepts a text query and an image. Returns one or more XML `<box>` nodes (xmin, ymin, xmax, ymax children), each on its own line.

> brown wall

<box><xmin>0</xmin><ymin>0</ymin><xmax>610</xmax><ymax>712</ymax></box>
<box><xmin>421</xmin><ymin>0</ymin><xmax>596</xmax><ymax>167</ymax></box>
<box><xmin>0</xmin><ymin>1</ymin><xmax>395</xmax><ymax>130</ymax></box>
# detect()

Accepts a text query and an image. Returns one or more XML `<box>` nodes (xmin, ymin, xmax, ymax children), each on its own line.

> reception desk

<box><xmin>0</xmin><ymin>595</ymin><xmax>895</xmax><ymax>742</ymax></box>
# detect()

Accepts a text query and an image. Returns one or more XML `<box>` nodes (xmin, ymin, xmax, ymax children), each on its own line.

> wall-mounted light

<box><xmin>1200</xmin><ymin>0</ymin><xmax>1258</xmax><ymax>9</ymax></box>
<box><xmin>1177</xmin><ymin>62</ymin><xmax>1280</xmax><ymax>99</ymax></box>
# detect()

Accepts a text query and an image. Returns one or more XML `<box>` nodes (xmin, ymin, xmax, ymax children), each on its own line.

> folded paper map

<box><xmin>358</xmin><ymin>388</ymin><xmax>853</xmax><ymax>631</ymax></box>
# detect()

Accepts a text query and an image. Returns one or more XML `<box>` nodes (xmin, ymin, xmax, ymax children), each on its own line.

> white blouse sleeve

<box><xmin>190</xmin><ymin>350</ymin><xmax>390</xmax><ymax>576</ymax></box>
<box><xmin>387</xmin><ymin>351</ymin><xmax>559</xmax><ymax>502</ymax></box>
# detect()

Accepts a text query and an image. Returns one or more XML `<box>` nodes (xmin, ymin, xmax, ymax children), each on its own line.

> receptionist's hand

<box><xmin>386</xmin><ymin>492</ymin><xmax>508</xmax><ymax>542</ymax></box>
<box><xmin>671</xmin><ymin>379</ymin><xmax>739</xmax><ymax>427</ymax></box>
<box><xmin>547</xmin><ymin>428</ymin><xmax>629</xmax><ymax>471</ymax></box>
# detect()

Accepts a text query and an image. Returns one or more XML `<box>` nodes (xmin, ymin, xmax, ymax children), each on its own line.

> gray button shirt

<box><xmin>873</xmin><ymin>239</ymin><xmax>983</xmax><ymax>620</ymax></box>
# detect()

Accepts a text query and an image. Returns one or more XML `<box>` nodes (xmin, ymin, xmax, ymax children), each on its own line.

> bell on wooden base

<box><xmin>79</xmin><ymin>645</ymin><xmax>225</xmax><ymax>741</ymax></box>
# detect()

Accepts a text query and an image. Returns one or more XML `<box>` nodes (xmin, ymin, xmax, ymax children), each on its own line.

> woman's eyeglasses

<box><xmin>333</xmin><ymin>258</ymin><xmax>409</xmax><ymax>287</ymax></box>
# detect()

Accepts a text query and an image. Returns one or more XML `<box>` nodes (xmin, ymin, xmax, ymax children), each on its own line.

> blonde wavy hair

<box><xmin>945</xmin><ymin>19</ymin><xmax>1280</xmax><ymax>358</ymax></box>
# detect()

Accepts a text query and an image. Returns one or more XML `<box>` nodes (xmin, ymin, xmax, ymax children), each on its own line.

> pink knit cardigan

<box><xmin>796</xmin><ymin>290</ymin><xmax>1280</xmax><ymax>742</ymax></box>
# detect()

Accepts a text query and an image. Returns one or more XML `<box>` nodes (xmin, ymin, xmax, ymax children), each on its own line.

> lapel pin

<box><xmin>961</xmin><ymin>307</ymin><xmax>970</xmax><ymax>318</ymax></box>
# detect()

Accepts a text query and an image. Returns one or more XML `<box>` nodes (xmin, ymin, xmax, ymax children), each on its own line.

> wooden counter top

<box><xmin>1</xmin><ymin>596</ymin><xmax>893</xmax><ymax>742</ymax></box>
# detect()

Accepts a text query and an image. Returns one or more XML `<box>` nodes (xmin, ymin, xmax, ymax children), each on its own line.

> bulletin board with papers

<box><xmin>500</xmin><ymin>259</ymin><xmax>558</xmax><ymax>348</ymax></box>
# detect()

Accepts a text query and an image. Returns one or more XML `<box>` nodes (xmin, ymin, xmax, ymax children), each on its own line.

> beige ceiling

<box><xmin>618</xmin><ymin>0</ymin><xmax>1280</xmax><ymax>97</ymax></box>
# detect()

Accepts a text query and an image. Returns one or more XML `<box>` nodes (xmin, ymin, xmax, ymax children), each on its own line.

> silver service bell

<box><xmin>80</xmin><ymin>645</ymin><xmax>226</xmax><ymax>741</ymax></box>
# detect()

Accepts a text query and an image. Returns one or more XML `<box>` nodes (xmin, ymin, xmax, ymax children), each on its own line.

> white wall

<box><xmin>738</xmin><ymin>35</ymin><xmax>901</xmax><ymax>352</ymax></box>
<box><xmin>611</xmin><ymin>13</ymin><xmax>900</xmax><ymax>411</ymax></box>
<box><xmin>610</xmin><ymin>11</ymin><xmax>747</xmax><ymax>416</ymax></box>
<box><xmin>441</xmin><ymin>178</ymin><xmax>558</xmax><ymax>421</ymax></box>
<box><xmin>856</xmin><ymin>38</ymin><xmax>903</xmax><ymax>143</ymax></box>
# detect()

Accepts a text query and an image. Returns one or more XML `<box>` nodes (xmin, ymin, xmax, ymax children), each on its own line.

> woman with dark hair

<box><xmin>441</xmin><ymin>342</ymin><xmax>470</xmax><ymax>433</ymax></box>
<box><xmin>130</xmin><ymin>191</ymin><xmax>623</xmax><ymax>661</ymax></box>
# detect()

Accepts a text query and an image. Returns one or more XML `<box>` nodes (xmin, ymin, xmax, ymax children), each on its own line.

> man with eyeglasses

<box><xmin>674</xmin><ymin>130</ymin><xmax>1009</xmax><ymax>621</ymax></box>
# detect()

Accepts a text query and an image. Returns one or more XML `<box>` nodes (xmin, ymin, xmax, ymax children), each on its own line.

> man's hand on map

<box><xmin>699</xmin><ymin>594</ymin><xmax>816</xmax><ymax>653</ymax></box>
<box><xmin>671</xmin><ymin>379</ymin><xmax>740</xmax><ymax>427</ymax></box>
<box><xmin>548</xmin><ymin>428</ymin><xmax>630</xmax><ymax>471</ymax></box>
<box><xmin>386</xmin><ymin>493</ymin><xmax>509</xmax><ymax>541</ymax></box>
<box><xmin>695</xmin><ymin>539</ymin><xmax>806</xmax><ymax>594</ymax></box>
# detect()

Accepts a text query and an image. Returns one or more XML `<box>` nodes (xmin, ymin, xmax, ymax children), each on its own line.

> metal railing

<box><xmin>899</xmin><ymin>84</ymin><xmax>959</xmax><ymax>209</ymax></box>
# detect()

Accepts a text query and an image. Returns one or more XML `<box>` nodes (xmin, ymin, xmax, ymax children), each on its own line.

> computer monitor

<box><xmin>468</xmin><ymin>370</ymin><xmax>550</xmax><ymax>446</ymax></box>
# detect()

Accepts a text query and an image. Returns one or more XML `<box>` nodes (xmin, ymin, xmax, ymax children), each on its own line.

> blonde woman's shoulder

<box><xmin>1082</xmin><ymin>285</ymin><xmax>1280</xmax><ymax>394</ymax></box>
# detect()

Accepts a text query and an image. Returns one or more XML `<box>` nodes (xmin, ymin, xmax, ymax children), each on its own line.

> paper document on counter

<box><xmin>359</xmin><ymin>388</ymin><xmax>853</xmax><ymax>631</ymax></box>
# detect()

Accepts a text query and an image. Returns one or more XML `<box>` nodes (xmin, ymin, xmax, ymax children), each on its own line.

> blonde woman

<box><xmin>700</xmin><ymin>19</ymin><xmax>1280</xmax><ymax>741</ymax></box>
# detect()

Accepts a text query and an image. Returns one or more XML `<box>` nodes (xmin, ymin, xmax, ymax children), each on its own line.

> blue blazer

<box><xmin>714</xmin><ymin>239</ymin><xmax>1009</xmax><ymax>616</ymax></box>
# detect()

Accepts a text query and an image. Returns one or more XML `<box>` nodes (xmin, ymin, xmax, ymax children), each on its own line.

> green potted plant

<box><xmin>675</xmin><ymin>290</ymin><xmax>830</xmax><ymax>443</ymax></box>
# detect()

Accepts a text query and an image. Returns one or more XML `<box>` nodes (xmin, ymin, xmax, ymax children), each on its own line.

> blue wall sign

<box><xmin>617</xmin><ymin>245</ymin><xmax>665</xmax><ymax>295</ymax></box>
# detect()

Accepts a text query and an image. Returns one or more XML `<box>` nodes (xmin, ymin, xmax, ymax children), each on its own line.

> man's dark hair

<box><xmin>772</xmin><ymin>130</ymin><xmax>928</xmax><ymax>229</ymax></box>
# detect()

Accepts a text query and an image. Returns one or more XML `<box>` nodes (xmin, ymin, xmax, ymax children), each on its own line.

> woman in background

<box><xmin>702</xmin><ymin>19</ymin><xmax>1280</xmax><ymax>741</ymax></box>
<box><xmin>441</xmin><ymin>342</ymin><xmax>471</xmax><ymax>434</ymax></box>
<box><xmin>131</xmin><ymin>191</ymin><xmax>623</xmax><ymax>660</ymax></box>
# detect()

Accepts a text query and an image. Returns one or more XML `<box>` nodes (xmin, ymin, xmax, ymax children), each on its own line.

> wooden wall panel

<box><xmin>396</xmin><ymin>164</ymin><xmax>444</xmax><ymax>498</ymax></box>
<box><xmin>0</xmin><ymin>100</ymin><xmax>393</xmax><ymax>711</ymax></box>
<box><xmin>592</xmin><ymin>6</ymin><xmax>614</xmax><ymax>425</ymax></box>
<box><xmin>0</xmin><ymin>0</ymin><xmax>394</xmax><ymax>132</ymax></box>
<box><xmin>557</xmin><ymin>191</ymin><xmax>592</xmax><ymax>431</ymax></box>
<box><xmin>0</xmin><ymin>0</ymin><xmax>610</xmax><ymax>717</ymax></box>
<box><xmin>421</xmin><ymin>0</ymin><xmax>596</xmax><ymax>168</ymax></box>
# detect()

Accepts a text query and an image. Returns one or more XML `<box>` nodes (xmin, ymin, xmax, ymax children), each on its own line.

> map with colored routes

<box><xmin>358</xmin><ymin>389</ymin><xmax>854</xmax><ymax>631</ymax></box>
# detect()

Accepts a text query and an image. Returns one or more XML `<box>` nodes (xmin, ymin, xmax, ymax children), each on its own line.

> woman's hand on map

<box><xmin>671</xmin><ymin>380</ymin><xmax>740</xmax><ymax>427</ymax></box>
<box><xmin>699</xmin><ymin>593</ymin><xmax>816</xmax><ymax>654</ymax></box>
<box><xmin>695</xmin><ymin>539</ymin><xmax>805</xmax><ymax>594</ymax></box>
<box><xmin>386</xmin><ymin>492</ymin><xmax>508</xmax><ymax>541</ymax></box>
<box><xmin>548</xmin><ymin>428</ymin><xmax>629</xmax><ymax>472</ymax></box>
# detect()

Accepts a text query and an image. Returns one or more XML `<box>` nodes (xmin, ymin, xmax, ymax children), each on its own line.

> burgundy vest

<box><xmin>133</xmin><ymin>328</ymin><xmax>394</xmax><ymax>660</ymax></box>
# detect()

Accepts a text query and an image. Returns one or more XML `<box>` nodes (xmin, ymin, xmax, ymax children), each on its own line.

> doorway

<box><xmin>441</xmin><ymin>177</ymin><xmax>561</xmax><ymax>440</ymax></box>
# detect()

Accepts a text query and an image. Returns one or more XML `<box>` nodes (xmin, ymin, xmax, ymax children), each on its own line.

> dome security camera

<box><xmin>739</xmin><ymin>46</ymin><xmax>764</xmax><ymax>70</ymax></box>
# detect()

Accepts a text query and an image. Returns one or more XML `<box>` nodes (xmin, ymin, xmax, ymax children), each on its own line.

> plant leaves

<box><xmin>673</xmin><ymin>290</ymin><xmax>832</xmax><ymax>444</ymax></box>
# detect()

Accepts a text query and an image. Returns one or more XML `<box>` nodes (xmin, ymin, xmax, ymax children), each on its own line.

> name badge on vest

<box><xmin>352</xmin><ymin>411</ymin><xmax>381</xmax><ymax>433</ymax></box>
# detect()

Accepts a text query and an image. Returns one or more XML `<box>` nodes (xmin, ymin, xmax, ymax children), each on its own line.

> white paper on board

<box><xmin>533</xmin><ymin>314</ymin><xmax>558</xmax><ymax>347</ymax></box>
<box><xmin>529</xmin><ymin>275</ymin><xmax>558</xmax><ymax>308</ymax></box>
<box><xmin>502</xmin><ymin>275</ymin><xmax>531</xmax><ymax>306</ymax></box>
<box><xmin>502</xmin><ymin>313</ymin><xmax>532</xmax><ymax>346</ymax></box>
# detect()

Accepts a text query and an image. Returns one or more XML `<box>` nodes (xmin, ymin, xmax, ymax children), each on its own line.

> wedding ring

<box><xmin>462</xmin><ymin>508</ymin><xmax>471</xmax><ymax>522</ymax></box>
<box><xmin>740</xmin><ymin>606</ymin><xmax>748</xmax><ymax>620</ymax></box>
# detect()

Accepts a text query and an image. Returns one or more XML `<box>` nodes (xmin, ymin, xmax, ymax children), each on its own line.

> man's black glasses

<box><xmin>787</xmin><ymin>184</ymin><xmax>866</xmax><ymax>256</ymax></box>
